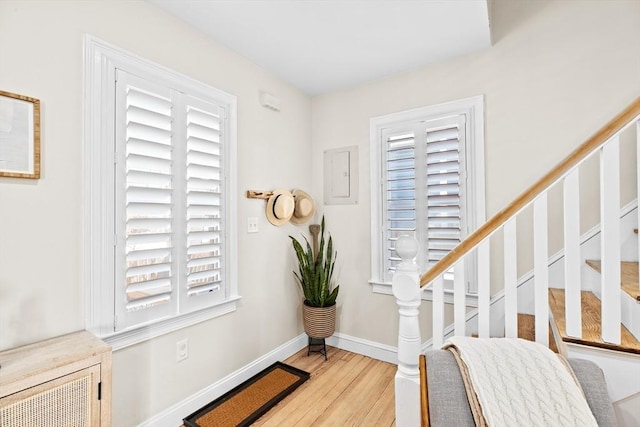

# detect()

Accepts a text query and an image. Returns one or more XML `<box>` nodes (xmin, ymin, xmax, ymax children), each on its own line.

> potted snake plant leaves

<box><xmin>290</xmin><ymin>216</ymin><xmax>339</xmax><ymax>339</ymax></box>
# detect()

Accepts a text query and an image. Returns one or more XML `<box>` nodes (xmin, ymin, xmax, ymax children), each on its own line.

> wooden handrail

<box><xmin>420</xmin><ymin>97</ymin><xmax>640</xmax><ymax>287</ymax></box>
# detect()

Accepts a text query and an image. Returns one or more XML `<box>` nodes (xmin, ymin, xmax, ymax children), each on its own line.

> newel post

<box><xmin>392</xmin><ymin>235</ymin><xmax>421</xmax><ymax>427</ymax></box>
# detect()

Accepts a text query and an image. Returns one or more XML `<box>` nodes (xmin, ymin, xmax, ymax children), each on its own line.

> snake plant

<box><xmin>290</xmin><ymin>216</ymin><xmax>339</xmax><ymax>307</ymax></box>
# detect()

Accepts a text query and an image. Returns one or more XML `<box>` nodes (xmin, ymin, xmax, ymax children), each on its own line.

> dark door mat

<box><xmin>183</xmin><ymin>361</ymin><xmax>310</xmax><ymax>427</ymax></box>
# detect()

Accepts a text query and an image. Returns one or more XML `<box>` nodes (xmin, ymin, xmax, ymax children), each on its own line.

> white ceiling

<box><xmin>149</xmin><ymin>0</ymin><xmax>492</xmax><ymax>95</ymax></box>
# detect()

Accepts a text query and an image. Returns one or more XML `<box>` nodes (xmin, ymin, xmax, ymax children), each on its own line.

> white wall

<box><xmin>0</xmin><ymin>1</ymin><xmax>311</xmax><ymax>425</ymax></box>
<box><xmin>311</xmin><ymin>0</ymin><xmax>640</xmax><ymax>347</ymax></box>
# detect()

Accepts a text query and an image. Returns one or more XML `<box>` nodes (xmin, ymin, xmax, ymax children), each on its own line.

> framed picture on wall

<box><xmin>0</xmin><ymin>90</ymin><xmax>40</xmax><ymax>179</ymax></box>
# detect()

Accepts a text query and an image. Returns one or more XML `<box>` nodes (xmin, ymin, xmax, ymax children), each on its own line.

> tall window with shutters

<box><xmin>383</xmin><ymin>115</ymin><xmax>466</xmax><ymax>277</ymax></box>
<box><xmin>85</xmin><ymin>36</ymin><xmax>238</xmax><ymax>346</ymax></box>
<box><xmin>370</xmin><ymin>97</ymin><xmax>484</xmax><ymax>292</ymax></box>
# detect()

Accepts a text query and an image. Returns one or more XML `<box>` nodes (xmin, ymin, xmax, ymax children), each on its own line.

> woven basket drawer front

<box><xmin>0</xmin><ymin>365</ymin><xmax>100</xmax><ymax>427</ymax></box>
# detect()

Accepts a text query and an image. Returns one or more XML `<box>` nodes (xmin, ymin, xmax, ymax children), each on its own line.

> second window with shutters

<box><xmin>383</xmin><ymin>115</ymin><xmax>467</xmax><ymax>276</ymax></box>
<box><xmin>370</xmin><ymin>97</ymin><xmax>485</xmax><ymax>292</ymax></box>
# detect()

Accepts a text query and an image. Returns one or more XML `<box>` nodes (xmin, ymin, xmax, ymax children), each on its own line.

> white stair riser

<box><xmin>621</xmin><ymin>293</ymin><xmax>640</xmax><ymax>340</ymax></box>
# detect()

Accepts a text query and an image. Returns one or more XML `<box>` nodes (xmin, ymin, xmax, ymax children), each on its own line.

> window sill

<box><xmin>99</xmin><ymin>296</ymin><xmax>241</xmax><ymax>351</ymax></box>
<box><xmin>369</xmin><ymin>281</ymin><xmax>478</xmax><ymax>307</ymax></box>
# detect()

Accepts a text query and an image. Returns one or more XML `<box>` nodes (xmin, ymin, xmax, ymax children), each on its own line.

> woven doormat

<box><xmin>183</xmin><ymin>362</ymin><xmax>310</xmax><ymax>427</ymax></box>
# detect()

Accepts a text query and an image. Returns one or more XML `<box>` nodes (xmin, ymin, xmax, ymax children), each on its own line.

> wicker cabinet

<box><xmin>0</xmin><ymin>331</ymin><xmax>111</xmax><ymax>426</ymax></box>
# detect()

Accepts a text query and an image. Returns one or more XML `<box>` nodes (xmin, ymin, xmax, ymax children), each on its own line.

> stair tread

<box><xmin>548</xmin><ymin>288</ymin><xmax>640</xmax><ymax>354</ymax></box>
<box><xmin>585</xmin><ymin>260</ymin><xmax>640</xmax><ymax>301</ymax></box>
<box><xmin>517</xmin><ymin>313</ymin><xmax>558</xmax><ymax>353</ymax></box>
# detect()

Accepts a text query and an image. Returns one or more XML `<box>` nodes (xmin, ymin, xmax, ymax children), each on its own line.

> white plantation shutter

<box><xmin>384</xmin><ymin>130</ymin><xmax>417</xmax><ymax>274</ymax></box>
<box><xmin>182</xmin><ymin>96</ymin><xmax>226</xmax><ymax>311</ymax></box>
<box><xmin>383</xmin><ymin>115</ymin><xmax>467</xmax><ymax>281</ymax></box>
<box><xmin>424</xmin><ymin>117</ymin><xmax>466</xmax><ymax>269</ymax></box>
<box><xmin>114</xmin><ymin>70</ymin><xmax>230</xmax><ymax>330</ymax></box>
<box><xmin>115</xmin><ymin>72</ymin><xmax>176</xmax><ymax>329</ymax></box>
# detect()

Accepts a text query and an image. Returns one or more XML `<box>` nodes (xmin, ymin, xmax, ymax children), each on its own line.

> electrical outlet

<box><xmin>176</xmin><ymin>338</ymin><xmax>188</xmax><ymax>362</ymax></box>
<box><xmin>248</xmin><ymin>217</ymin><xmax>259</xmax><ymax>233</ymax></box>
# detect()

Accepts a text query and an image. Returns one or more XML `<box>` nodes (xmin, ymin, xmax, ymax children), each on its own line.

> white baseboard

<box><xmin>138</xmin><ymin>334</ymin><xmax>308</xmax><ymax>427</ymax></box>
<box><xmin>327</xmin><ymin>332</ymin><xmax>398</xmax><ymax>364</ymax></box>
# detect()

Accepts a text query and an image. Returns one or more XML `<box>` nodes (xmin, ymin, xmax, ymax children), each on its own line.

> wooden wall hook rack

<box><xmin>246</xmin><ymin>190</ymin><xmax>274</xmax><ymax>200</ymax></box>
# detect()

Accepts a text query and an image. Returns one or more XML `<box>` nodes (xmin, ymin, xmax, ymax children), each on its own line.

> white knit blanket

<box><xmin>444</xmin><ymin>337</ymin><xmax>598</xmax><ymax>427</ymax></box>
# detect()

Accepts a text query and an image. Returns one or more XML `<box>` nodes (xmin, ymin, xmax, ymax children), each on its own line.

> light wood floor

<box><xmin>253</xmin><ymin>346</ymin><xmax>396</xmax><ymax>426</ymax></box>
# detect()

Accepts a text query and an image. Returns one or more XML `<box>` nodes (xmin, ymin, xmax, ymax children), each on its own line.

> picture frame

<box><xmin>0</xmin><ymin>90</ymin><xmax>41</xmax><ymax>179</ymax></box>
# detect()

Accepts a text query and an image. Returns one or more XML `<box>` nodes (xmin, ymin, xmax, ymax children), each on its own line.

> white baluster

<box><xmin>432</xmin><ymin>276</ymin><xmax>445</xmax><ymax>348</ymax></box>
<box><xmin>534</xmin><ymin>194</ymin><xmax>549</xmax><ymax>346</ymax></box>
<box><xmin>478</xmin><ymin>241</ymin><xmax>491</xmax><ymax>338</ymax></box>
<box><xmin>504</xmin><ymin>218</ymin><xmax>518</xmax><ymax>338</ymax></box>
<box><xmin>392</xmin><ymin>235</ymin><xmax>421</xmax><ymax>427</ymax></box>
<box><xmin>564</xmin><ymin>169</ymin><xmax>582</xmax><ymax>338</ymax></box>
<box><xmin>600</xmin><ymin>140</ymin><xmax>621</xmax><ymax>344</ymax></box>
<box><xmin>454</xmin><ymin>260</ymin><xmax>466</xmax><ymax>336</ymax></box>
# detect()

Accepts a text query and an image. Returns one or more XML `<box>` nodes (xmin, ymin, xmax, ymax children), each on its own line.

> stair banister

<box><xmin>392</xmin><ymin>236</ymin><xmax>421</xmax><ymax>427</ymax></box>
<box><xmin>420</xmin><ymin>97</ymin><xmax>640</xmax><ymax>288</ymax></box>
<box><xmin>393</xmin><ymin>98</ymin><xmax>640</xmax><ymax>426</ymax></box>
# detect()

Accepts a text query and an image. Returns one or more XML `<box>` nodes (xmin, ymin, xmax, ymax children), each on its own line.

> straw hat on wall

<box><xmin>291</xmin><ymin>190</ymin><xmax>316</xmax><ymax>224</ymax></box>
<box><xmin>266</xmin><ymin>189</ymin><xmax>295</xmax><ymax>226</ymax></box>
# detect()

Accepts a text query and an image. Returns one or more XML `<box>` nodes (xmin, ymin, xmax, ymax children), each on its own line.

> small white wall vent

<box><xmin>259</xmin><ymin>91</ymin><xmax>281</xmax><ymax>111</ymax></box>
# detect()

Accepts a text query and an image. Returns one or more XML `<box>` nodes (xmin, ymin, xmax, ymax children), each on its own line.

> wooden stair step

<box><xmin>471</xmin><ymin>315</ymin><xmax>559</xmax><ymax>353</ymax></box>
<box><xmin>548</xmin><ymin>288</ymin><xmax>640</xmax><ymax>354</ymax></box>
<box><xmin>585</xmin><ymin>260</ymin><xmax>640</xmax><ymax>301</ymax></box>
<box><xmin>517</xmin><ymin>313</ymin><xmax>558</xmax><ymax>353</ymax></box>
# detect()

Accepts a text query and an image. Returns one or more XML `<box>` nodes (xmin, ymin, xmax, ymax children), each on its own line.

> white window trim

<box><xmin>83</xmin><ymin>35</ymin><xmax>239</xmax><ymax>350</ymax></box>
<box><xmin>369</xmin><ymin>96</ymin><xmax>485</xmax><ymax>298</ymax></box>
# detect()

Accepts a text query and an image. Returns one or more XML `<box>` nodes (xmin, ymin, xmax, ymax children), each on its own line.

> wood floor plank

<box><xmin>252</xmin><ymin>345</ymin><xmax>396</xmax><ymax>426</ymax></box>
<box><xmin>292</xmin><ymin>355</ymin><xmax>373</xmax><ymax>425</ymax></box>
<box><xmin>336</xmin><ymin>362</ymin><xmax>397</xmax><ymax>426</ymax></box>
<box><xmin>548</xmin><ymin>288</ymin><xmax>640</xmax><ymax>354</ymax></box>
<box><xmin>322</xmin><ymin>360</ymin><xmax>396</xmax><ymax>426</ymax></box>
<box><xmin>359</xmin><ymin>379</ymin><xmax>396</xmax><ymax>427</ymax></box>
<box><xmin>283</xmin><ymin>346</ymin><xmax>342</xmax><ymax>374</ymax></box>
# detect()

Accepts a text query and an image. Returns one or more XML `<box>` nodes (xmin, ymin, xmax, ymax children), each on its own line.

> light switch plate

<box><xmin>176</xmin><ymin>338</ymin><xmax>188</xmax><ymax>362</ymax></box>
<box><xmin>248</xmin><ymin>217</ymin><xmax>259</xmax><ymax>233</ymax></box>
